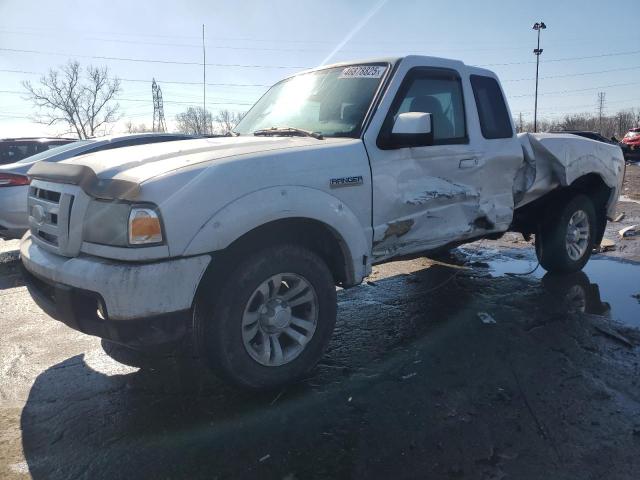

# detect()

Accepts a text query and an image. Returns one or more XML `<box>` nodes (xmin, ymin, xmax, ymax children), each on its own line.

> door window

<box><xmin>387</xmin><ymin>69</ymin><xmax>467</xmax><ymax>145</ymax></box>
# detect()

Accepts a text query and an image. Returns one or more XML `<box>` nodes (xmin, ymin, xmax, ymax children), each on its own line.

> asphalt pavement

<box><xmin>1</xmin><ymin>236</ymin><xmax>640</xmax><ymax>480</ymax></box>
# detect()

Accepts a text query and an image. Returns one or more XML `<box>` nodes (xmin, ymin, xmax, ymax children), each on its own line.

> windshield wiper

<box><xmin>253</xmin><ymin>127</ymin><xmax>324</xmax><ymax>140</ymax></box>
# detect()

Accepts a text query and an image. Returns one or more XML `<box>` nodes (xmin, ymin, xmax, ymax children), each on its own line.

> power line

<box><xmin>7</xmin><ymin>66</ymin><xmax>639</xmax><ymax>90</ymax></box>
<box><xmin>479</xmin><ymin>49</ymin><xmax>640</xmax><ymax>67</ymax></box>
<box><xmin>0</xmin><ymin>48</ymin><xmax>306</xmax><ymax>69</ymax></box>
<box><xmin>0</xmin><ymin>89</ymin><xmax>255</xmax><ymax>105</ymax></box>
<box><xmin>509</xmin><ymin>81</ymin><xmax>640</xmax><ymax>98</ymax></box>
<box><xmin>515</xmin><ymin>97</ymin><xmax>640</xmax><ymax>115</ymax></box>
<box><xmin>4</xmin><ymin>79</ymin><xmax>637</xmax><ymax>103</ymax></box>
<box><xmin>0</xmin><ymin>69</ymin><xmax>270</xmax><ymax>87</ymax></box>
<box><xmin>0</xmin><ymin>27</ymin><xmax>202</xmax><ymax>41</ymax></box>
<box><xmin>2</xmin><ymin>46</ymin><xmax>640</xmax><ymax>70</ymax></box>
<box><xmin>0</xmin><ymin>30</ymin><xmax>540</xmax><ymax>54</ymax></box>
<box><xmin>119</xmin><ymin>97</ymin><xmax>254</xmax><ymax>106</ymax></box>
<box><xmin>3</xmin><ymin>80</ymin><xmax>638</xmax><ymax>106</ymax></box>
<box><xmin>502</xmin><ymin>65</ymin><xmax>640</xmax><ymax>83</ymax></box>
<box><xmin>2</xmin><ymin>26</ymin><xmax>636</xmax><ymax>48</ymax></box>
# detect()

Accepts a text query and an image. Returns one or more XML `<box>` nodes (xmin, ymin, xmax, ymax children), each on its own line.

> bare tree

<box><xmin>124</xmin><ymin>121</ymin><xmax>152</xmax><ymax>133</ymax></box>
<box><xmin>23</xmin><ymin>61</ymin><xmax>121</xmax><ymax>139</ymax></box>
<box><xmin>214</xmin><ymin>109</ymin><xmax>245</xmax><ymax>134</ymax></box>
<box><xmin>175</xmin><ymin>107</ymin><xmax>213</xmax><ymax>135</ymax></box>
<box><xmin>517</xmin><ymin>106</ymin><xmax>640</xmax><ymax>138</ymax></box>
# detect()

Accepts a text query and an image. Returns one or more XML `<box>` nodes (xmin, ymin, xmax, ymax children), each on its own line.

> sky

<box><xmin>1</xmin><ymin>0</ymin><xmax>639</xmax><ymax>137</ymax></box>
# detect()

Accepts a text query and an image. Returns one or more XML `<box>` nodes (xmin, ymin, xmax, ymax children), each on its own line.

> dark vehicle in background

<box><xmin>551</xmin><ymin>130</ymin><xmax>618</xmax><ymax>144</ymax></box>
<box><xmin>551</xmin><ymin>130</ymin><xmax>633</xmax><ymax>162</ymax></box>
<box><xmin>0</xmin><ymin>137</ymin><xmax>75</xmax><ymax>165</ymax></box>
<box><xmin>622</xmin><ymin>127</ymin><xmax>640</xmax><ymax>162</ymax></box>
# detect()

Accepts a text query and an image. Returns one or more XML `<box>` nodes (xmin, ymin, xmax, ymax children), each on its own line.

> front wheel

<box><xmin>194</xmin><ymin>244</ymin><xmax>337</xmax><ymax>390</ymax></box>
<box><xmin>535</xmin><ymin>194</ymin><xmax>597</xmax><ymax>273</ymax></box>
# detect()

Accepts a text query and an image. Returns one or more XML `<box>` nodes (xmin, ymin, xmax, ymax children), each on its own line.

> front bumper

<box><xmin>22</xmin><ymin>266</ymin><xmax>192</xmax><ymax>347</ymax></box>
<box><xmin>21</xmin><ymin>233</ymin><xmax>211</xmax><ymax>346</ymax></box>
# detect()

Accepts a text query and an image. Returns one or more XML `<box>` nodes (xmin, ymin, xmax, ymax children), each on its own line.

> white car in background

<box><xmin>0</xmin><ymin>133</ymin><xmax>196</xmax><ymax>239</ymax></box>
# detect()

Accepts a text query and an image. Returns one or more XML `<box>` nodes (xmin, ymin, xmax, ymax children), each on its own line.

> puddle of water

<box><xmin>471</xmin><ymin>249</ymin><xmax>640</xmax><ymax>328</ymax></box>
<box><xmin>583</xmin><ymin>257</ymin><xmax>640</xmax><ymax>327</ymax></box>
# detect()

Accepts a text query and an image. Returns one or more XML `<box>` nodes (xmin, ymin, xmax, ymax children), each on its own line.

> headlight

<box><xmin>129</xmin><ymin>207</ymin><xmax>163</xmax><ymax>245</ymax></box>
<box><xmin>83</xmin><ymin>201</ymin><xmax>130</xmax><ymax>246</ymax></box>
<box><xmin>83</xmin><ymin>201</ymin><xmax>163</xmax><ymax>247</ymax></box>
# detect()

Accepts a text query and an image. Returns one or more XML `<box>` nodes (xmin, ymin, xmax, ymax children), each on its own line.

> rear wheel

<box><xmin>535</xmin><ymin>194</ymin><xmax>597</xmax><ymax>273</ymax></box>
<box><xmin>194</xmin><ymin>244</ymin><xmax>337</xmax><ymax>390</ymax></box>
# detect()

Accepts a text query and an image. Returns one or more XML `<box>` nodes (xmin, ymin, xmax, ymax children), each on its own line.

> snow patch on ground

<box><xmin>0</xmin><ymin>239</ymin><xmax>19</xmax><ymax>255</ymax></box>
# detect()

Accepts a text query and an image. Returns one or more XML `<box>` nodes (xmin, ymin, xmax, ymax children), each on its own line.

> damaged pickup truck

<box><xmin>21</xmin><ymin>56</ymin><xmax>625</xmax><ymax>389</ymax></box>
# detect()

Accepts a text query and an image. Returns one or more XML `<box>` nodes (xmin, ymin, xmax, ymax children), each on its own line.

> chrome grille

<box><xmin>28</xmin><ymin>180</ymin><xmax>86</xmax><ymax>257</ymax></box>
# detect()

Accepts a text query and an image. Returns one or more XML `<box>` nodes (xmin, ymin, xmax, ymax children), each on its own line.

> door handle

<box><xmin>458</xmin><ymin>158</ymin><xmax>478</xmax><ymax>169</ymax></box>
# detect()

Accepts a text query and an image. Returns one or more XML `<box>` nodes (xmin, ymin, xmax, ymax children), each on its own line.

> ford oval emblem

<box><xmin>32</xmin><ymin>204</ymin><xmax>47</xmax><ymax>226</ymax></box>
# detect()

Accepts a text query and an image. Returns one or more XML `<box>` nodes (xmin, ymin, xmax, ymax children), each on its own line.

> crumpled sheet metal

<box><xmin>515</xmin><ymin>133</ymin><xmax>625</xmax><ymax>216</ymax></box>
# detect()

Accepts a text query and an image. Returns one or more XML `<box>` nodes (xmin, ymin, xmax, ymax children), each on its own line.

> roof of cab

<box><xmin>295</xmin><ymin>55</ymin><xmax>497</xmax><ymax>79</ymax></box>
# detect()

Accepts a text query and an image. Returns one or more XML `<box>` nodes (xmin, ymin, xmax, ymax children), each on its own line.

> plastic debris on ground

<box><xmin>599</xmin><ymin>238</ymin><xmax>616</xmax><ymax>252</ymax></box>
<box><xmin>619</xmin><ymin>225</ymin><xmax>638</xmax><ymax>238</ymax></box>
<box><xmin>478</xmin><ymin>312</ymin><xmax>496</xmax><ymax>324</ymax></box>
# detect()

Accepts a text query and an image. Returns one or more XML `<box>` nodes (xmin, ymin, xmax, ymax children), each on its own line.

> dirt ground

<box><xmin>1</xmin><ymin>169</ymin><xmax>639</xmax><ymax>479</ymax></box>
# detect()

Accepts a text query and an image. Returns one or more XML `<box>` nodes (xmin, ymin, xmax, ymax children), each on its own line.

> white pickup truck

<box><xmin>21</xmin><ymin>56</ymin><xmax>625</xmax><ymax>389</ymax></box>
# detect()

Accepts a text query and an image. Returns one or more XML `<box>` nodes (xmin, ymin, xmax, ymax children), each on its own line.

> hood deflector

<box><xmin>27</xmin><ymin>162</ymin><xmax>140</xmax><ymax>201</ymax></box>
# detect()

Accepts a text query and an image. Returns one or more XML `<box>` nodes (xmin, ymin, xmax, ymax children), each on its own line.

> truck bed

<box><xmin>515</xmin><ymin>133</ymin><xmax>625</xmax><ymax>217</ymax></box>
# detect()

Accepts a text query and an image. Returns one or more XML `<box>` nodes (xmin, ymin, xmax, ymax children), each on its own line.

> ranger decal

<box><xmin>330</xmin><ymin>176</ymin><xmax>363</xmax><ymax>188</ymax></box>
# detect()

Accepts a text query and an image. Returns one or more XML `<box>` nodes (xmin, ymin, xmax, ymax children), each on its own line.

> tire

<box><xmin>535</xmin><ymin>194</ymin><xmax>597</xmax><ymax>273</ymax></box>
<box><xmin>193</xmin><ymin>244</ymin><xmax>337</xmax><ymax>390</ymax></box>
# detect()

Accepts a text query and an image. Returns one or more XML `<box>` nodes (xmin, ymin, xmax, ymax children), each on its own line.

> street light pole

<box><xmin>532</xmin><ymin>21</ymin><xmax>546</xmax><ymax>133</ymax></box>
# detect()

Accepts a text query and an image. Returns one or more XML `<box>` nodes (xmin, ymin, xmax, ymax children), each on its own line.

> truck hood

<box><xmin>27</xmin><ymin>136</ymin><xmax>350</xmax><ymax>199</ymax></box>
<box><xmin>63</xmin><ymin>136</ymin><xmax>345</xmax><ymax>182</ymax></box>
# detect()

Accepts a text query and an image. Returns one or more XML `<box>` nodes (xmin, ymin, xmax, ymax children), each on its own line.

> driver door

<box><xmin>364</xmin><ymin>64</ymin><xmax>493</xmax><ymax>261</ymax></box>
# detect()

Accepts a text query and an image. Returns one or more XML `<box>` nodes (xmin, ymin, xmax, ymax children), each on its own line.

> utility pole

<box><xmin>532</xmin><ymin>21</ymin><xmax>547</xmax><ymax>133</ymax></box>
<box><xmin>597</xmin><ymin>92</ymin><xmax>606</xmax><ymax>134</ymax></box>
<box><xmin>151</xmin><ymin>78</ymin><xmax>166</xmax><ymax>132</ymax></box>
<box><xmin>202</xmin><ymin>24</ymin><xmax>207</xmax><ymax>135</ymax></box>
<box><xmin>518</xmin><ymin>112</ymin><xmax>524</xmax><ymax>133</ymax></box>
<box><xmin>618</xmin><ymin>113</ymin><xmax>623</xmax><ymax>138</ymax></box>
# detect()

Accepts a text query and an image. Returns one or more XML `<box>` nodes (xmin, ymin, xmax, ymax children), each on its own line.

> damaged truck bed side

<box><xmin>21</xmin><ymin>55</ymin><xmax>625</xmax><ymax>389</ymax></box>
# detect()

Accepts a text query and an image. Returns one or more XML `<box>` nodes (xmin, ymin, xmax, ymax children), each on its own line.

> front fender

<box><xmin>181</xmin><ymin>186</ymin><xmax>371</xmax><ymax>284</ymax></box>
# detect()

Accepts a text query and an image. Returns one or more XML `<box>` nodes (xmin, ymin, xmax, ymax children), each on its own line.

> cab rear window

<box><xmin>470</xmin><ymin>75</ymin><xmax>513</xmax><ymax>139</ymax></box>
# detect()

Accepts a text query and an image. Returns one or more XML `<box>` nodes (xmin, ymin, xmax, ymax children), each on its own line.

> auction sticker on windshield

<box><xmin>339</xmin><ymin>65</ymin><xmax>386</xmax><ymax>79</ymax></box>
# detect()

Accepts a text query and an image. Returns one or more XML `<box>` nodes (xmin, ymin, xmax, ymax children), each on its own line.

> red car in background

<box><xmin>622</xmin><ymin>127</ymin><xmax>640</xmax><ymax>162</ymax></box>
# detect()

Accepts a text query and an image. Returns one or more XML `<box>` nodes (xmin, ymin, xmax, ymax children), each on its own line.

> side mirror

<box><xmin>389</xmin><ymin>112</ymin><xmax>434</xmax><ymax>148</ymax></box>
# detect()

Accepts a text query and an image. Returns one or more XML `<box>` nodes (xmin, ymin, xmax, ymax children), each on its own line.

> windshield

<box><xmin>17</xmin><ymin>139</ymin><xmax>93</xmax><ymax>164</ymax></box>
<box><xmin>234</xmin><ymin>64</ymin><xmax>388</xmax><ymax>138</ymax></box>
